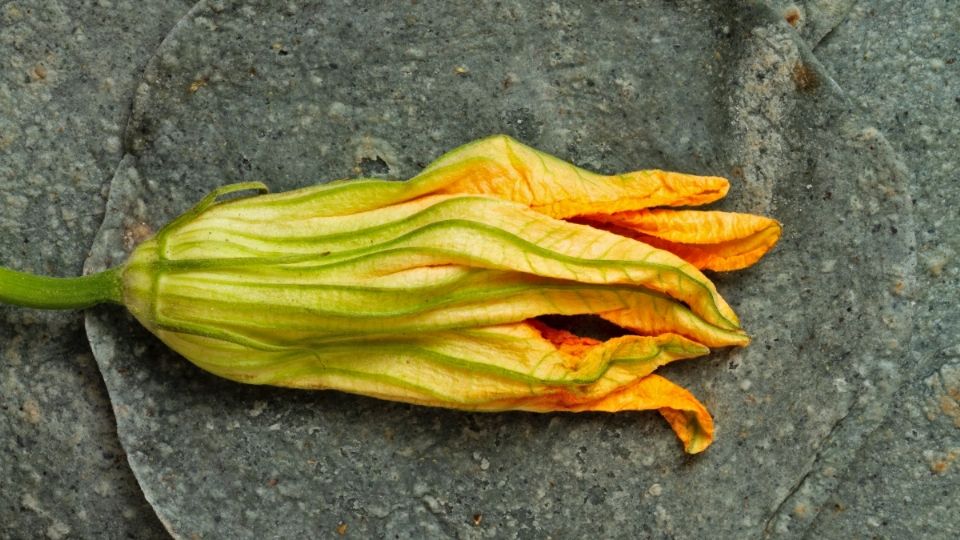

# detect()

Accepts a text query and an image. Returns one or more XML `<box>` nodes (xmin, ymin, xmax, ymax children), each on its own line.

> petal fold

<box><xmin>157</xmin><ymin>321</ymin><xmax>714</xmax><ymax>453</ymax></box>
<box><xmin>412</xmin><ymin>135</ymin><xmax>730</xmax><ymax>218</ymax></box>
<box><xmin>148</xmin><ymin>194</ymin><xmax>742</xmax><ymax>331</ymax></box>
<box><xmin>580</xmin><ymin>209</ymin><xmax>782</xmax><ymax>271</ymax></box>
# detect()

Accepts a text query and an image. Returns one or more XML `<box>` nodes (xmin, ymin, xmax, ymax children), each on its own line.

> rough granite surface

<box><xmin>2</xmin><ymin>0</ymin><xmax>956</xmax><ymax>538</ymax></box>
<box><xmin>85</xmin><ymin>1</ymin><xmax>913</xmax><ymax>538</ymax></box>
<box><xmin>799</xmin><ymin>1</ymin><xmax>960</xmax><ymax>537</ymax></box>
<box><xmin>0</xmin><ymin>1</ymin><xmax>192</xmax><ymax>539</ymax></box>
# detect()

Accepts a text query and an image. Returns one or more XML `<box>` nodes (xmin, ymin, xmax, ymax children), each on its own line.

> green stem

<box><xmin>0</xmin><ymin>266</ymin><xmax>124</xmax><ymax>310</ymax></box>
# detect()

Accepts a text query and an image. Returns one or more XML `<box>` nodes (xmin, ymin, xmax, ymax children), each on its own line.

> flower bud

<box><xmin>3</xmin><ymin>136</ymin><xmax>781</xmax><ymax>453</ymax></box>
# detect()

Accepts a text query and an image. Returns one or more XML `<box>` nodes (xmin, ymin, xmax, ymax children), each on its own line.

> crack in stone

<box><xmin>762</xmin><ymin>405</ymin><xmax>852</xmax><ymax>537</ymax></box>
<box><xmin>808</xmin><ymin>1</ymin><xmax>857</xmax><ymax>51</ymax></box>
<box><xmin>419</xmin><ymin>497</ymin><xmax>459</xmax><ymax>539</ymax></box>
<box><xmin>762</xmin><ymin>459</ymin><xmax>816</xmax><ymax>536</ymax></box>
<box><xmin>96</xmin><ymin>3</ymin><xmax>211</xmax><ymax>536</ymax></box>
<box><xmin>798</xmin><ymin>345</ymin><xmax>960</xmax><ymax>537</ymax></box>
<box><xmin>799</xmin><ymin>414</ymin><xmax>890</xmax><ymax>538</ymax></box>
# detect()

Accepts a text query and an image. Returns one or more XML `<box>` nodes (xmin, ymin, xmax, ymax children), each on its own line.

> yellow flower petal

<box><xmin>411</xmin><ymin>135</ymin><xmax>730</xmax><ymax>218</ymax></box>
<box><xmin>156</xmin><ymin>320</ymin><xmax>714</xmax><ymax>452</ymax></box>
<box><xmin>217</xmin><ymin>136</ymin><xmax>727</xmax><ymax>222</ymax></box>
<box><xmin>136</xmin><ymin>193</ymin><xmax>741</xmax><ymax>331</ymax></box>
<box><xmin>140</xmin><ymin>266</ymin><xmax>747</xmax><ymax>350</ymax></box>
<box><xmin>579</xmin><ymin>209</ymin><xmax>782</xmax><ymax>271</ymax></box>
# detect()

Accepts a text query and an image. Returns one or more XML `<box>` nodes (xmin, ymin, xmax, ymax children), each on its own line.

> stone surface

<box><xmin>796</xmin><ymin>1</ymin><xmax>960</xmax><ymax>537</ymax></box>
<box><xmin>5</xmin><ymin>0</ymin><xmax>956</xmax><ymax>538</ymax></box>
<box><xmin>766</xmin><ymin>0</ymin><xmax>857</xmax><ymax>47</ymax></box>
<box><xmin>0</xmin><ymin>1</ymin><xmax>192</xmax><ymax>538</ymax></box>
<box><xmin>82</xmin><ymin>2</ymin><xmax>915</xmax><ymax>538</ymax></box>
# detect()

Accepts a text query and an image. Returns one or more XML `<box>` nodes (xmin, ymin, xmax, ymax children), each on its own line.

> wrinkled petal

<box><xmin>157</xmin><ymin>320</ymin><xmax>713</xmax><ymax>452</ymax></box>
<box><xmin>137</xmin><ymin>265</ymin><xmax>747</xmax><ymax>350</ymax></box>
<box><xmin>528</xmin><ymin>374</ymin><xmax>715</xmax><ymax>454</ymax></box>
<box><xmin>159</xmin><ymin>322</ymin><xmax>708</xmax><ymax>389</ymax></box>
<box><xmin>215</xmin><ymin>136</ymin><xmax>727</xmax><ymax>222</ymax></box>
<box><xmin>579</xmin><ymin>209</ymin><xmax>782</xmax><ymax>271</ymax></box>
<box><xmin>137</xmin><ymin>194</ymin><xmax>740</xmax><ymax>331</ymax></box>
<box><xmin>412</xmin><ymin>135</ymin><xmax>730</xmax><ymax>218</ymax></box>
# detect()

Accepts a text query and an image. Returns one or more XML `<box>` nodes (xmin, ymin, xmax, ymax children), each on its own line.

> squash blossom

<box><xmin>0</xmin><ymin>135</ymin><xmax>780</xmax><ymax>453</ymax></box>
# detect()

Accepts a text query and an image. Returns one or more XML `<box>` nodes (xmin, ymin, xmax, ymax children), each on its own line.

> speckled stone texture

<box><xmin>0</xmin><ymin>1</ymin><xmax>192</xmax><ymax>538</ymax></box>
<box><xmin>766</xmin><ymin>0</ymin><xmax>857</xmax><ymax>46</ymax></box>
<box><xmin>4</xmin><ymin>0</ymin><xmax>956</xmax><ymax>538</ymax></box>
<box><xmin>797</xmin><ymin>1</ymin><xmax>960</xmax><ymax>537</ymax></box>
<box><xmin>79</xmin><ymin>1</ymin><xmax>916</xmax><ymax>538</ymax></box>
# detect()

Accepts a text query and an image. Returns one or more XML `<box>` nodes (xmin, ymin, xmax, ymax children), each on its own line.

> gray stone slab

<box><xmin>83</xmin><ymin>1</ymin><xmax>915</xmax><ymax>538</ymax></box>
<box><xmin>765</xmin><ymin>0</ymin><xmax>857</xmax><ymax>47</ymax></box>
<box><xmin>0</xmin><ymin>1</ymin><xmax>193</xmax><ymax>538</ymax></box>
<box><xmin>792</xmin><ymin>1</ymin><xmax>960</xmax><ymax>537</ymax></box>
<box><xmin>808</xmin><ymin>346</ymin><xmax>960</xmax><ymax>539</ymax></box>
